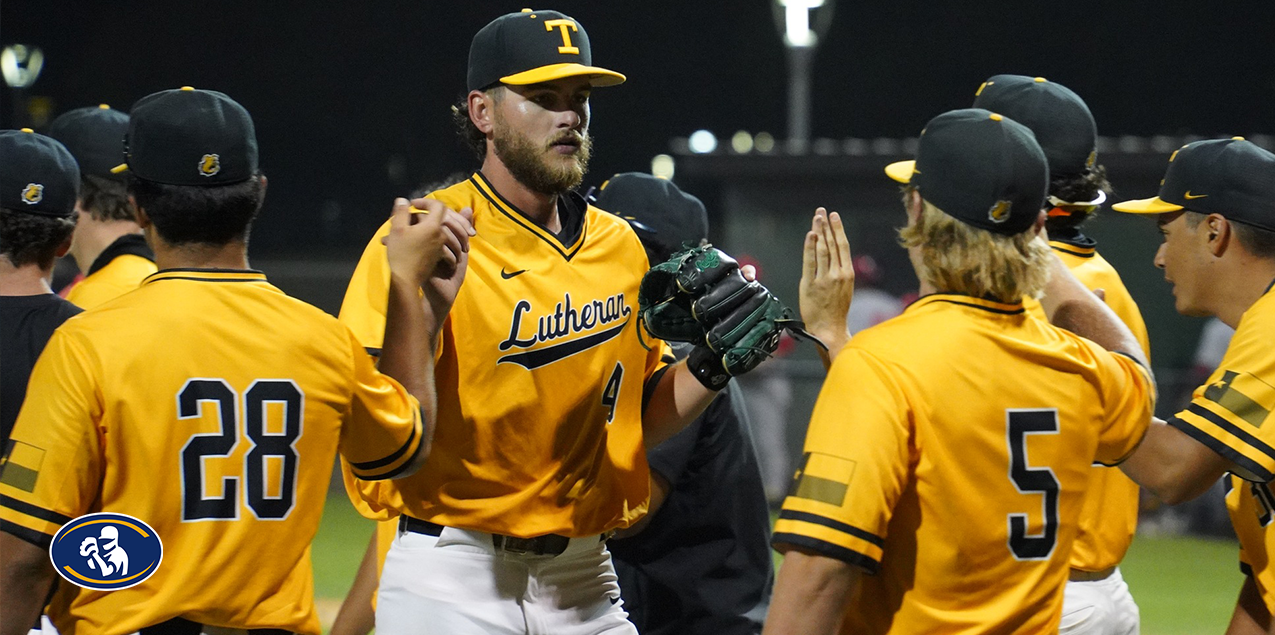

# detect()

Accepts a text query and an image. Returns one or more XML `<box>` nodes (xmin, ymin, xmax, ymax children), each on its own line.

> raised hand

<box><xmin>799</xmin><ymin>207</ymin><xmax>854</xmax><ymax>366</ymax></box>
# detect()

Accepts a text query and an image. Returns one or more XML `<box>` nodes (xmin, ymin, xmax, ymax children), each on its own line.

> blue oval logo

<box><xmin>49</xmin><ymin>513</ymin><xmax>163</xmax><ymax>590</ymax></box>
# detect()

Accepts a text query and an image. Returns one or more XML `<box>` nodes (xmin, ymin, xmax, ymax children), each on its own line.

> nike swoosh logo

<box><xmin>500</xmin><ymin>268</ymin><xmax>527</xmax><ymax>279</ymax></box>
<box><xmin>1184</xmin><ymin>191</ymin><xmax>1208</xmax><ymax>200</ymax></box>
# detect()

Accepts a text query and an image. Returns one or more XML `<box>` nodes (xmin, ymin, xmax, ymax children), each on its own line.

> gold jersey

<box><xmin>1175</xmin><ymin>283</ymin><xmax>1275</xmax><ymax>610</ymax></box>
<box><xmin>65</xmin><ymin>254</ymin><xmax>157</xmax><ymax>310</ymax></box>
<box><xmin>340</xmin><ymin>173</ymin><xmax>669</xmax><ymax>538</ymax></box>
<box><xmin>1027</xmin><ymin>239</ymin><xmax>1152</xmax><ymax>572</ymax></box>
<box><xmin>0</xmin><ymin>269</ymin><xmax>423</xmax><ymax>635</ymax></box>
<box><xmin>774</xmin><ymin>294</ymin><xmax>1153</xmax><ymax>634</ymax></box>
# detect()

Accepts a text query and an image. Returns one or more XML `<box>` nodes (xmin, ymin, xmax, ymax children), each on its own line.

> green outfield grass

<box><xmin>312</xmin><ymin>493</ymin><xmax>1244</xmax><ymax>634</ymax></box>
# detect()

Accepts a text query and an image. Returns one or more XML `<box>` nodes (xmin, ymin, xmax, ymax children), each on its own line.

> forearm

<box><xmin>641</xmin><ymin>360</ymin><xmax>717</xmax><ymax>447</ymax></box>
<box><xmin>329</xmin><ymin>530</ymin><xmax>380</xmax><ymax>635</ymax></box>
<box><xmin>1040</xmin><ymin>257</ymin><xmax>1148</xmax><ymax>369</ymax></box>
<box><xmin>379</xmin><ymin>275</ymin><xmax>438</xmax><ymax>455</ymax></box>
<box><xmin>814</xmin><ymin>330</ymin><xmax>850</xmax><ymax>371</ymax></box>
<box><xmin>0</xmin><ymin>532</ymin><xmax>56</xmax><ymax>635</ymax></box>
<box><xmin>764</xmin><ymin>549</ymin><xmax>860</xmax><ymax>635</ymax></box>
<box><xmin>1120</xmin><ymin>418</ymin><xmax>1228</xmax><ymax>505</ymax></box>
<box><xmin>1225</xmin><ymin>575</ymin><xmax>1270</xmax><ymax>635</ymax></box>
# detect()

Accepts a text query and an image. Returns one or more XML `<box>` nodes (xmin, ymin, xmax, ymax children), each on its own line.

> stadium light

<box><xmin>1</xmin><ymin>45</ymin><xmax>44</xmax><ymax>88</ymax></box>
<box><xmin>773</xmin><ymin>0</ymin><xmax>836</xmax><ymax>151</ymax></box>
<box><xmin>688</xmin><ymin>130</ymin><xmax>718</xmax><ymax>154</ymax></box>
<box><xmin>651</xmin><ymin>154</ymin><xmax>676</xmax><ymax>180</ymax></box>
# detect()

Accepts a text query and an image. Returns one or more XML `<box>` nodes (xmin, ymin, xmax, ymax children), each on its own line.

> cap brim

<box><xmin>884</xmin><ymin>160</ymin><xmax>916</xmax><ymax>184</ymax></box>
<box><xmin>501</xmin><ymin>63</ymin><xmax>626</xmax><ymax>87</ymax></box>
<box><xmin>1110</xmin><ymin>196</ymin><xmax>1184</xmax><ymax>214</ymax></box>
<box><xmin>110</xmin><ymin>163</ymin><xmax>129</xmax><ymax>174</ymax></box>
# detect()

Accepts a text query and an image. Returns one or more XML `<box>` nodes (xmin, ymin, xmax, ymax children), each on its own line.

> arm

<box><xmin>799</xmin><ymin>207</ymin><xmax>854</xmax><ymax>369</ymax></box>
<box><xmin>1119</xmin><ymin>417</ymin><xmax>1231</xmax><ymax>505</ymax></box>
<box><xmin>763</xmin><ymin>547</ymin><xmax>861</xmax><ymax>635</ymax></box>
<box><xmin>0</xmin><ymin>532</ymin><xmax>56</xmax><ymax>635</ymax></box>
<box><xmin>612</xmin><ymin>472</ymin><xmax>671</xmax><ymax>538</ymax></box>
<box><xmin>1038</xmin><ymin>252</ymin><xmax>1149</xmax><ymax>369</ymax></box>
<box><xmin>329</xmin><ymin>529</ymin><xmax>380</xmax><ymax>635</ymax></box>
<box><xmin>1225</xmin><ymin>574</ymin><xmax>1271</xmax><ymax>635</ymax></box>
<box><xmin>640</xmin><ymin>360</ymin><xmax>717</xmax><ymax>447</ymax></box>
<box><xmin>377</xmin><ymin>198</ymin><xmax>473</xmax><ymax>475</ymax></box>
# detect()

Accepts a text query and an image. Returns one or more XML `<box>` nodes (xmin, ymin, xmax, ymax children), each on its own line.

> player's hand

<box><xmin>406</xmin><ymin>198</ymin><xmax>473</xmax><ymax>338</ymax></box>
<box><xmin>383</xmin><ymin>198</ymin><xmax>471</xmax><ymax>288</ymax></box>
<box><xmin>80</xmin><ymin>536</ymin><xmax>99</xmax><ymax>557</ymax></box>
<box><xmin>799</xmin><ymin>207</ymin><xmax>853</xmax><ymax>357</ymax></box>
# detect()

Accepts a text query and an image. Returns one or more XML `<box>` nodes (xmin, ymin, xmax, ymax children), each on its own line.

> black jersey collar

<box><xmin>143</xmin><ymin>268</ymin><xmax>266</xmax><ymax>285</ymax></box>
<box><xmin>88</xmin><ymin>234</ymin><xmax>155</xmax><ymax>275</ymax></box>
<box><xmin>470</xmin><ymin>171</ymin><xmax>588</xmax><ymax>261</ymax></box>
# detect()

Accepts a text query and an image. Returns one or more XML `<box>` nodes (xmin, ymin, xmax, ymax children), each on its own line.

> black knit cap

<box><xmin>0</xmin><ymin>129</ymin><xmax>80</xmax><ymax>218</ymax></box>
<box><xmin>47</xmin><ymin>105</ymin><xmax>130</xmax><ymax>181</ymax></box>
<box><xmin>113</xmin><ymin>87</ymin><xmax>258</xmax><ymax>186</ymax></box>
<box><xmin>468</xmin><ymin>8</ymin><xmax>625</xmax><ymax>91</ymax></box>
<box><xmin>885</xmin><ymin>108</ymin><xmax>1048</xmax><ymax>236</ymax></box>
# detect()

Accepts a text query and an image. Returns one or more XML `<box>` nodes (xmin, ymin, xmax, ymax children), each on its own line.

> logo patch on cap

<box><xmin>199</xmin><ymin>154</ymin><xmax>221</xmax><ymax>177</ymax></box>
<box><xmin>988</xmin><ymin>199</ymin><xmax>1012</xmax><ymax>223</ymax></box>
<box><xmin>544</xmin><ymin>19</ymin><xmax>580</xmax><ymax>54</ymax></box>
<box><xmin>21</xmin><ymin>183</ymin><xmax>44</xmax><ymax>204</ymax></box>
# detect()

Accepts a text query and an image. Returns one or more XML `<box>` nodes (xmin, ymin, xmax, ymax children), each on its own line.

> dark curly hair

<box><xmin>0</xmin><ymin>208</ymin><xmax>77</xmax><ymax>269</ymax></box>
<box><xmin>129</xmin><ymin>174</ymin><xmax>265</xmax><ymax>247</ymax></box>
<box><xmin>80</xmin><ymin>174</ymin><xmax>137</xmax><ymax>222</ymax></box>
<box><xmin>1045</xmin><ymin>165</ymin><xmax>1113</xmax><ymax>231</ymax></box>
<box><xmin>451</xmin><ymin>88</ymin><xmax>503</xmax><ymax>162</ymax></box>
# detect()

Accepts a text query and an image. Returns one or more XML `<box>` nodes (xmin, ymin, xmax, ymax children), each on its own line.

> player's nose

<box><xmin>1153</xmin><ymin>243</ymin><xmax>1166</xmax><ymax>270</ymax></box>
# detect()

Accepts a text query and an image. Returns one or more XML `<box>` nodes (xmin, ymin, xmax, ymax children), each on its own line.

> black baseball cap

<box><xmin>592</xmin><ymin>173</ymin><xmax>708</xmax><ymax>255</ymax></box>
<box><xmin>0</xmin><ymin>128</ymin><xmax>80</xmax><ymax>218</ymax></box>
<box><xmin>112</xmin><ymin>87</ymin><xmax>258</xmax><ymax>186</ymax></box>
<box><xmin>972</xmin><ymin>75</ymin><xmax>1098</xmax><ymax>179</ymax></box>
<box><xmin>468</xmin><ymin>8</ymin><xmax>625</xmax><ymax>91</ymax></box>
<box><xmin>47</xmin><ymin>104</ymin><xmax>129</xmax><ymax>182</ymax></box>
<box><xmin>1111</xmin><ymin>138</ymin><xmax>1275</xmax><ymax>232</ymax></box>
<box><xmin>885</xmin><ymin>108</ymin><xmax>1048</xmax><ymax>236</ymax></box>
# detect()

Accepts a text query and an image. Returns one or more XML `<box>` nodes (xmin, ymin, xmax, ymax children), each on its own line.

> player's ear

<box><xmin>1206</xmin><ymin>213</ymin><xmax>1230</xmax><ymax>257</ymax></box>
<box><xmin>469</xmin><ymin>89</ymin><xmax>496</xmax><ymax>136</ymax></box>
<box><xmin>132</xmin><ymin>198</ymin><xmax>151</xmax><ymax>230</ymax></box>
<box><xmin>1031</xmin><ymin>209</ymin><xmax>1047</xmax><ymax>236</ymax></box>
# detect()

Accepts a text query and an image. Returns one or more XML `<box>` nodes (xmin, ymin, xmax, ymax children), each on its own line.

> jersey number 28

<box><xmin>178</xmin><ymin>379</ymin><xmax>303</xmax><ymax>521</ymax></box>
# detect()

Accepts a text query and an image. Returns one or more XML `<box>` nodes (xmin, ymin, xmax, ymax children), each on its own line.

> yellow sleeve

<box><xmin>340</xmin><ymin>221</ymin><xmax>393</xmax><ymax>353</ymax></box>
<box><xmin>338</xmin><ymin>330</ymin><xmax>424</xmax><ymax>481</ymax></box>
<box><xmin>1168</xmin><ymin>326</ymin><xmax>1275</xmax><ymax>482</ymax></box>
<box><xmin>1093</xmin><ymin>349</ymin><xmax>1155</xmax><ymax>466</ymax></box>
<box><xmin>771</xmin><ymin>348</ymin><xmax>910</xmax><ymax>573</ymax></box>
<box><xmin>0</xmin><ymin>331</ymin><xmax>103</xmax><ymax>547</ymax></box>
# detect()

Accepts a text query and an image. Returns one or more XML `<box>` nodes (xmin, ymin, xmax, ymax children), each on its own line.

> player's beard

<box><xmin>493</xmin><ymin>116</ymin><xmax>592</xmax><ymax>196</ymax></box>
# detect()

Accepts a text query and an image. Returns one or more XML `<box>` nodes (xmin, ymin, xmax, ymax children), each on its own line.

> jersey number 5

<box><xmin>178</xmin><ymin>379</ymin><xmax>303</xmax><ymax>521</ymax></box>
<box><xmin>1006</xmin><ymin>409</ymin><xmax>1060</xmax><ymax>560</ymax></box>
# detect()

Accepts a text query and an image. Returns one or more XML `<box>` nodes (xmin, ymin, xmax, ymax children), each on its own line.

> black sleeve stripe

<box><xmin>1110</xmin><ymin>350</ymin><xmax>1151</xmax><ymax>373</ymax></box>
<box><xmin>0</xmin><ymin>495</ymin><xmax>73</xmax><ymax>527</ymax></box>
<box><xmin>778</xmin><ymin>509</ymin><xmax>885</xmax><ymax>548</ymax></box>
<box><xmin>364</xmin><ymin>347</ymin><xmax>382</xmax><ymax>358</ymax></box>
<box><xmin>348</xmin><ymin>413</ymin><xmax>419</xmax><ymax>471</ymax></box>
<box><xmin>642</xmin><ymin>364</ymin><xmax>674</xmax><ymax>414</ymax></box>
<box><xmin>1167</xmin><ymin>416</ymin><xmax>1274</xmax><ymax>482</ymax></box>
<box><xmin>354</xmin><ymin>416</ymin><xmax>426</xmax><ymax>481</ymax></box>
<box><xmin>771</xmin><ymin>532</ymin><xmax>880</xmax><ymax>575</ymax></box>
<box><xmin>0</xmin><ymin>519</ymin><xmax>55</xmax><ymax>549</ymax></box>
<box><xmin>1186</xmin><ymin>404</ymin><xmax>1275</xmax><ymax>465</ymax></box>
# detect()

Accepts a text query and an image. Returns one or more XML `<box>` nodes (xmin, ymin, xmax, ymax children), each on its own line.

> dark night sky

<box><xmin>4</xmin><ymin>1</ymin><xmax>1273</xmax><ymax>257</ymax></box>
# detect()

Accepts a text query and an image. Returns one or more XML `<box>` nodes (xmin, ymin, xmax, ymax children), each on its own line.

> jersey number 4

<box><xmin>178</xmin><ymin>379</ymin><xmax>303</xmax><ymax>521</ymax></box>
<box><xmin>1006</xmin><ymin>409</ymin><xmax>1060</xmax><ymax>560</ymax></box>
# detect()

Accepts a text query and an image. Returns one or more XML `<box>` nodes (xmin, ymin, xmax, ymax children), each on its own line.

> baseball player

<box><xmin>0</xmin><ymin>130</ymin><xmax>82</xmax><ymax>450</ymax></box>
<box><xmin>764</xmin><ymin>109</ymin><xmax>1155</xmax><ymax>634</ymax></box>
<box><xmin>0</xmin><ymin>87</ymin><xmax>467</xmax><ymax>635</ymax></box>
<box><xmin>592</xmin><ymin>173</ymin><xmax>773</xmax><ymax>635</ymax></box>
<box><xmin>1110</xmin><ymin>138</ymin><xmax>1275</xmax><ymax>632</ymax></box>
<box><xmin>973</xmin><ymin>74</ymin><xmax>1151</xmax><ymax>634</ymax></box>
<box><xmin>47</xmin><ymin>104</ymin><xmax>157</xmax><ymax>309</ymax></box>
<box><xmin>338</xmin><ymin>9</ymin><xmax>783</xmax><ymax>634</ymax></box>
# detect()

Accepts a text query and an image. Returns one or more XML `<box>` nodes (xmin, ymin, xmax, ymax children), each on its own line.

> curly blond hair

<box><xmin>898</xmin><ymin>191</ymin><xmax>1051</xmax><ymax>302</ymax></box>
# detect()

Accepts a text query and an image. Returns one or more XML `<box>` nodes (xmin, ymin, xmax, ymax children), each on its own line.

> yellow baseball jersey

<box><xmin>340</xmin><ymin>172</ymin><xmax>669</xmax><ymax>538</ymax></box>
<box><xmin>66</xmin><ymin>235</ymin><xmax>157</xmax><ymax>310</ymax></box>
<box><xmin>1037</xmin><ymin>239</ymin><xmax>1152</xmax><ymax>572</ymax></box>
<box><xmin>1174</xmin><ymin>282</ymin><xmax>1275</xmax><ymax>610</ymax></box>
<box><xmin>0</xmin><ymin>269</ymin><xmax>423</xmax><ymax>635</ymax></box>
<box><xmin>773</xmin><ymin>293</ymin><xmax>1154</xmax><ymax>634</ymax></box>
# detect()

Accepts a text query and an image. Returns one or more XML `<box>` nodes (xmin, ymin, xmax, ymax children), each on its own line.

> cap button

<box><xmin>98</xmin><ymin>103</ymin><xmax>110</xmax><ymax>109</ymax></box>
<box><xmin>521</xmin><ymin>7</ymin><xmax>533</xmax><ymax>12</ymax></box>
<box><xmin>989</xmin><ymin>113</ymin><xmax>1004</xmax><ymax>122</ymax></box>
<box><xmin>180</xmin><ymin>86</ymin><xmax>195</xmax><ymax>91</ymax></box>
<box><xmin>1232</xmin><ymin>136</ymin><xmax>1246</xmax><ymax>141</ymax></box>
<box><xmin>1034</xmin><ymin>77</ymin><xmax>1047</xmax><ymax>83</ymax></box>
<box><xmin>20</xmin><ymin>127</ymin><xmax>33</xmax><ymax>133</ymax></box>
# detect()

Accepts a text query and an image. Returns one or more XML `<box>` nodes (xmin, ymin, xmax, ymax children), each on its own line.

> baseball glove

<box><xmin>638</xmin><ymin>245</ymin><xmax>824</xmax><ymax>390</ymax></box>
